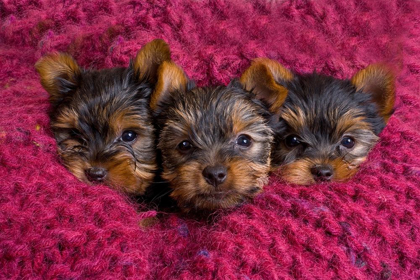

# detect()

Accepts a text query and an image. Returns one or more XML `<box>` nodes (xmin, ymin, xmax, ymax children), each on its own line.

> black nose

<box><xmin>86</xmin><ymin>167</ymin><xmax>107</xmax><ymax>182</ymax></box>
<box><xmin>311</xmin><ymin>165</ymin><xmax>333</xmax><ymax>181</ymax></box>
<box><xmin>202</xmin><ymin>165</ymin><xmax>227</xmax><ymax>187</ymax></box>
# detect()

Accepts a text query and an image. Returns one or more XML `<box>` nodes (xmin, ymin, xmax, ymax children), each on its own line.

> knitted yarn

<box><xmin>1</xmin><ymin>0</ymin><xmax>419</xmax><ymax>278</ymax></box>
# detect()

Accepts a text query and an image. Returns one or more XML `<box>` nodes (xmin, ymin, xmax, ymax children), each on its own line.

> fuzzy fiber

<box><xmin>1</xmin><ymin>0</ymin><xmax>420</xmax><ymax>279</ymax></box>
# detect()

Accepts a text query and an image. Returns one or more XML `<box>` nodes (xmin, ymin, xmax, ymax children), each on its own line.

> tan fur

<box><xmin>56</xmin><ymin>107</ymin><xmax>157</xmax><ymax>194</ymax></box>
<box><xmin>351</xmin><ymin>64</ymin><xmax>395</xmax><ymax>122</ymax></box>
<box><xmin>240</xmin><ymin>58</ymin><xmax>293</xmax><ymax>113</ymax></box>
<box><xmin>165</xmin><ymin>157</ymin><xmax>269</xmax><ymax>212</ymax></box>
<box><xmin>36</xmin><ymin>39</ymin><xmax>170</xmax><ymax>195</ymax></box>
<box><xmin>330</xmin><ymin>157</ymin><xmax>360</xmax><ymax>182</ymax></box>
<box><xmin>35</xmin><ymin>53</ymin><xmax>81</xmax><ymax>100</ymax></box>
<box><xmin>280</xmin><ymin>155</ymin><xmax>368</xmax><ymax>185</ymax></box>
<box><xmin>53</xmin><ymin>108</ymin><xmax>80</xmax><ymax>129</ymax></box>
<box><xmin>281</xmin><ymin>107</ymin><xmax>307</xmax><ymax>132</ymax></box>
<box><xmin>334</xmin><ymin>110</ymin><xmax>371</xmax><ymax>135</ymax></box>
<box><xmin>151</xmin><ymin>61</ymin><xmax>188</xmax><ymax>111</ymax></box>
<box><xmin>133</xmin><ymin>39</ymin><xmax>171</xmax><ymax>83</ymax></box>
<box><xmin>280</xmin><ymin>159</ymin><xmax>315</xmax><ymax>185</ymax></box>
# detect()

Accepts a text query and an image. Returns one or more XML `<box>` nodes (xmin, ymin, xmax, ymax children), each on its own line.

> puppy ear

<box><xmin>150</xmin><ymin>61</ymin><xmax>188</xmax><ymax>111</ymax></box>
<box><xmin>351</xmin><ymin>64</ymin><xmax>396</xmax><ymax>122</ymax></box>
<box><xmin>35</xmin><ymin>53</ymin><xmax>81</xmax><ymax>105</ymax></box>
<box><xmin>240</xmin><ymin>58</ymin><xmax>293</xmax><ymax>113</ymax></box>
<box><xmin>133</xmin><ymin>39</ymin><xmax>172</xmax><ymax>84</ymax></box>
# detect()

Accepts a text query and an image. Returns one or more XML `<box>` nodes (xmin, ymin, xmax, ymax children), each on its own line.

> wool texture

<box><xmin>1</xmin><ymin>0</ymin><xmax>420</xmax><ymax>279</ymax></box>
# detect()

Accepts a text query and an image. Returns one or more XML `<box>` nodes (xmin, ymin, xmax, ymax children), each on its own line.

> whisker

<box><xmin>118</xmin><ymin>142</ymin><xmax>139</xmax><ymax>171</ymax></box>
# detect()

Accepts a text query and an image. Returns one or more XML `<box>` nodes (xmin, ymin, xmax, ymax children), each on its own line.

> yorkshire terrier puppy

<box><xmin>36</xmin><ymin>39</ymin><xmax>171</xmax><ymax>194</ymax></box>
<box><xmin>240</xmin><ymin>58</ymin><xmax>395</xmax><ymax>185</ymax></box>
<box><xmin>151</xmin><ymin>61</ymin><xmax>274</xmax><ymax>212</ymax></box>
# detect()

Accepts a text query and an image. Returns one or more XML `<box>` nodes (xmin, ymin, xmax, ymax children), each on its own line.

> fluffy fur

<box><xmin>152</xmin><ymin>61</ymin><xmax>273</xmax><ymax>212</ymax></box>
<box><xmin>35</xmin><ymin>39</ymin><xmax>171</xmax><ymax>194</ymax></box>
<box><xmin>1</xmin><ymin>0</ymin><xmax>419</xmax><ymax>279</ymax></box>
<box><xmin>241</xmin><ymin>59</ymin><xmax>395</xmax><ymax>185</ymax></box>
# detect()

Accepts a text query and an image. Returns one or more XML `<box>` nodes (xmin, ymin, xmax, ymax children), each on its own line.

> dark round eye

<box><xmin>341</xmin><ymin>136</ymin><xmax>355</xmax><ymax>149</ymax></box>
<box><xmin>69</xmin><ymin>129</ymin><xmax>81</xmax><ymax>137</ymax></box>
<box><xmin>178</xmin><ymin>140</ymin><xmax>193</xmax><ymax>151</ymax></box>
<box><xmin>285</xmin><ymin>135</ymin><xmax>301</xmax><ymax>148</ymax></box>
<box><xmin>121</xmin><ymin>130</ymin><xmax>137</xmax><ymax>142</ymax></box>
<box><xmin>236</xmin><ymin>134</ymin><xmax>252</xmax><ymax>147</ymax></box>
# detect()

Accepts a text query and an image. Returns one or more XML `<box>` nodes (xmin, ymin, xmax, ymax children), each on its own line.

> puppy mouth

<box><xmin>206</xmin><ymin>190</ymin><xmax>234</xmax><ymax>200</ymax></box>
<box><xmin>196</xmin><ymin>185</ymin><xmax>256</xmax><ymax>205</ymax></box>
<box><xmin>195</xmin><ymin>179</ymin><xmax>261</xmax><ymax>201</ymax></box>
<box><xmin>197</xmin><ymin>189</ymin><xmax>232</xmax><ymax>199</ymax></box>
<box><xmin>195</xmin><ymin>192</ymin><xmax>244</xmax><ymax>210</ymax></box>
<box><xmin>86</xmin><ymin>178</ymin><xmax>107</xmax><ymax>185</ymax></box>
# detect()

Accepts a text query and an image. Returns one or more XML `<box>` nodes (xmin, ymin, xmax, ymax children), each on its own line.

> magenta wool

<box><xmin>1</xmin><ymin>0</ymin><xmax>419</xmax><ymax>279</ymax></box>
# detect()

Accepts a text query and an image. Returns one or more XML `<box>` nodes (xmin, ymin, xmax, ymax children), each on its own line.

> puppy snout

<box><xmin>311</xmin><ymin>164</ymin><xmax>333</xmax><ymax>182</ymax></box>
<box><xmin>202</xmin><ymin>165</ymin><xmax>227</xmax><ymax>187</ymax></box>
<box><xmin>86</xmin><ymin>167</ymin><xmax>107</xmax><ymax>182</ymax></box>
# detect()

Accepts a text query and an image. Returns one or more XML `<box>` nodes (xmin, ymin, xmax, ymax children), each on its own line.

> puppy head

<box><xmin>241</xmin><ymin>59</ymin><xmax>395</xmax><ymax>185</ymax></box>
<box><xmin>152</xmin><ymin>62</ymin><xmax>273</xmax><ymax>212</ymax></box>
<box><xmin>36</xmin><ymin>39</ymin><xmax>171</xmax><ymax>194</ymax></box>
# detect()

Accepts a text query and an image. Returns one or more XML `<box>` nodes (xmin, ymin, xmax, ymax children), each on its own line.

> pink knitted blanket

<box><xmin>1</xmin><ymin>0</ymin><xmax>419</xmax><ymax>278</ymax></box>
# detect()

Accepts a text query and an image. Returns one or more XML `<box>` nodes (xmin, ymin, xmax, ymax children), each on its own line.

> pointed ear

<box><xmin>351</xmin><ymin>64</ymin><xmax>396</xmax><ymax>122</ymax></box>
<box><xmin>133</xmin><ymin>39</ymin><xmax>172</xmax><ymax>84</ymax></box>
<box><xmin>35</xmin><ymin>53</ymin><xmax>81</xmax><ymax>104</ymax></box>
<box><xmin>240</xmin><ymin>58</ymin><xmax>293</xmax><ymax>113</ymax></box>
<box><xmin>150</xmin><ymin>61</ymin><xmax>189</xmax><ymax>111</ymax></box>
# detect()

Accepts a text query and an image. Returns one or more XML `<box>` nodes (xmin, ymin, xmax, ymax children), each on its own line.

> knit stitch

<box><xmin>1</xmin><ymin>0</ymin><xmax>419</xmax><ymax>279</ymax></box>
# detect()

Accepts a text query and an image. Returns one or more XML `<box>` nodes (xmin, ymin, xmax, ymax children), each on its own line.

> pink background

<box><xmin>1</xmin><ymin>0</ymin><xmax>419</xmax><ymax>278</ymax></box>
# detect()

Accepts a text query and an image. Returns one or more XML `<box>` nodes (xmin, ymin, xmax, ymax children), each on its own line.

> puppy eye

<box><xmin>341</xmin><ymin>136</ymin><xmax>355</xmax><ymax>149</ymax></box>
<box><xmin>178</xmin><ymin>140</ymin><xmax>193</xmax><ymax>152</ymax></box>
<box><xmin>68</xmin><ymin>129</ymin><xmax>87</xmax><ymax>146</ymax></box>
<box><xmin>71</xmin><ymin>145</ymin><xmax>87</xmax><ymax>153</ymax></box>
<box><xmin>236</xmin><ymin>134</ymin><xmax>252</xmax><ymax>147</ymax></box>
<box><xmin>121</xmin><ymin>130</ymin><xmax>137</xmax><ymax>142</ymax></box>
<box><xmin>285</xmin><ymin>135</ymin><xmax>301</xmax><ymax>148</ymax></box>
<box><xmin>70</xmin><ymin>129</ymin><xmax>81</xmax><ymax>137</ymax></box>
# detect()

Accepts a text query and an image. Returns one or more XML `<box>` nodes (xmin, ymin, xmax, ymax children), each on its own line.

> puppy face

<box><xmin>241</xmin><ymin>59</ymin><xmax>395</xmax><ymax>185</ymax></box>
<box><xmin>152</xmin><ymin>62</ymin><xmax>273</xmax><ymax>212</ymax></box>
<box><xmin>36</xmin><ymin>39</ymin><xmax>171</xmax><ymax>194</ymax></box>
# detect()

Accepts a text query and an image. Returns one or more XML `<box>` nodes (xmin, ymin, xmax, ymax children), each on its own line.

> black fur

<box><xmin>271</xmin><ymin>73</ymin><xmax>386</xmax><ymax>166</ymax></box>
<box><xmin>154</xmin><ymin>82</ymin><xmax>274</xmax><ymax>212</ymax></box>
